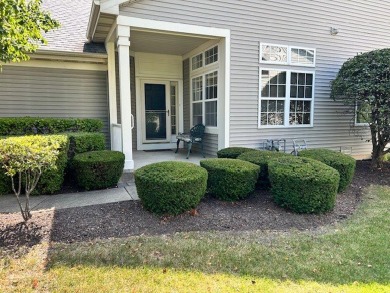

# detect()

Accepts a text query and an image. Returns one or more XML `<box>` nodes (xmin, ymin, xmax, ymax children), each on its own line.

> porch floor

<box><xmin>133</xmin><ymin>148</ymin><xmax>207</xmax><ymax>170</ymax></box>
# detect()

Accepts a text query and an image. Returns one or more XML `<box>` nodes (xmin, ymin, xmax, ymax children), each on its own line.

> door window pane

<box><xmin>206</xmin><ymin>71</ymin><xmax>218</xmax><ymax>100</ymax></box>
<box><xmin>144</xmin><ymin>84</ymin><xmax>167</xmax><ymax>140</ymax></box>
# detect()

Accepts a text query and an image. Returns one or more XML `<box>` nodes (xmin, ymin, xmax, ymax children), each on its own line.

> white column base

<box><xmin>124</xmin><ymin>159</ymin><xmax>135</xmax><ymax>172</ymax></box>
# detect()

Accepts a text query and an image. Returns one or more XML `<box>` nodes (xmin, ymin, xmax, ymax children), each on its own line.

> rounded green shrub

<box><xmin>299</xmin><ymin>148</ymin><xmax>356</xmax><ymax>192</ymax></box>
<box><xmin>135</xmin><ymin>161</ymin><xmax>208</xmax><ymax>215</ymax></box>
<box><xmin>217</xmin><ymin>147</ymin><xmax>256</xmax><ymax>159</ymax></box>
<box><xmin>200</xmin><ymin>158</ymin><xmax>260</xmax><ymax>201</ymax></box>
<box><xmin>268</xmin><ymin>156</ymin><xmax>340</xmax><ymax>213</ymax></box>
<box><xmin>237</xmin><ymin>150</ymin><xmax>291</xmax><ymax>189</ymax></box>
<box><xmin>73</xmin><ymin>150</ymin><xmax>125</xmax><ymax>190</ymax></box>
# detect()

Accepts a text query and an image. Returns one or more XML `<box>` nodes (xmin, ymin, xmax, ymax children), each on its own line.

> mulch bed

<box><xmin>1</xmin><ymin>160</ymin><xmax>389</xmax><ymax>254</ymax></box>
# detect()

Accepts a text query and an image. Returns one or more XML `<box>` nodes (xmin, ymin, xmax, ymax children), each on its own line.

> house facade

<box><xmin>1</xmin><ymin>0</ymin><xmax>389</xmax><ymax>171</ymax></box>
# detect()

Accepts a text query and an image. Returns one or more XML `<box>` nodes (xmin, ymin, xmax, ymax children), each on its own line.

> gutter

<box><xmin>86</xmin><ymin>0</ymin><xmax>101</xmax><ymax>42</ymax></box>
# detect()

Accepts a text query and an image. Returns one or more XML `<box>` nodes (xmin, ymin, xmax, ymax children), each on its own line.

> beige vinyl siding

<box><xmin>115</xmin><ymin>54</ymin><xmax>137</xmax><ymax>148</ymax></box>
<box><xmin>0</xmin><ymin>65</ymin><xmax>109</xmax><ymax>142</ymax></box>
<box><xmin>119</xmin><ymin>0</ymin><xmax>390</xmax><ymax>156</ymax></box>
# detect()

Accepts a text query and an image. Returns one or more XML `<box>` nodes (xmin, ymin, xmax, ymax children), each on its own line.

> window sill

<box><xmin>258</xmin><ymin>124</ymin><xmax>314</xmax><ymax>129</ymax></box>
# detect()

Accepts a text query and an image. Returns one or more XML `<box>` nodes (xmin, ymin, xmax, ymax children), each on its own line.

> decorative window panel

<box><xmin>205</xmin><ymin>46</ymin><xmax>218</xmax><ymax>65</ymax></box>
<box><xmin>261</xmin><ymin>44</ymin><xmax>288</xmax><ymax>64</ymax></box>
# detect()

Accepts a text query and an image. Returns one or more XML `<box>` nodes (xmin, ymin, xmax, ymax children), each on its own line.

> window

<box><xmin>356</xmin><ymin>101</ymin><xmax>371</xmax><ymax>125</ymax></box>
<box><xmin>260</xmin><ymin>43</ymin><xmax>316</xmax><ymax>67</ymax></box>
<box><xmin>192</xmin><ymin>71</ymin><xmax>218</xmax><ymax>127</ymax></box>
<box><xmin>192</xmin><ymin>53</ymin><xmax>203</xmax><ymax>70</ymax></box>
<box><xmin>205</xmin><ymin>46</ymin><xmax>218</xmax><ymax>65</ymax></box>
<box><xmin>191</xmin><ymin>45</ymin><xmax>218</xmax><ymax>71</ymax></box>
<box><xmin>259</xmin><ymin>69</ymin><xmax>314</xmax><ymax>127</ymax></box>
<box><xmin>290</xmin><ymin>47</ymin><xmax>315</xmax><ymax>66</ymax></box>
<box><xmin>170</xmin><ymin>82</ymin><xmax>178</xmax><ymax>135</ymax></box>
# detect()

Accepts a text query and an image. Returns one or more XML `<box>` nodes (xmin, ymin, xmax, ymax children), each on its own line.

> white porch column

<box><xmin>117</xmin><ymin>25</ymin><xmax>134</xmax><ymax>171</ymax></box>
<box><xmin>106</xmin><ymin>42</ymin><xmax>118</xmax><ymax>149</ymax></box>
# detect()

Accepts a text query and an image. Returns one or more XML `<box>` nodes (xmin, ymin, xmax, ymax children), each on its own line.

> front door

<box><xmin>141</xmin><ymin>80</ymin><xmax>171</xmax><ymax>143</ymax></box>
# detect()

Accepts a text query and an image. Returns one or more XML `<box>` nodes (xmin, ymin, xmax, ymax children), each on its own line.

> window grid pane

<box><xmin>289</xmin><ymin>100</ymin><xmax>311</xmax><ymax>125</ymax></box>
<box><xmin>260</xmin><ymin>100</ymin><xmax>285</xmax><ymax>126</ymax></box>
<box><xmin>291</xmin><ymin>48</ymin><xmax>315</xmax><ymax>65</ymax></box>
<box><xmin>206</xmin><ymin>71</ymin><xmax>218</xmax><ymax>100</ymax></box>
<box><xmin>290</xmin><ymin>73</ymin><xmax>313</xmax><ymax>99</ymax></box>
<box><xmin>192</xmin><ymin>53</ymin><xmax>203</xmax><ymax>70</ymax></box>
<box><xmin>192</xmin><ymin>102</ymin><xmax>203</xmax><ymax>125</ymax></box>
<box><xmin>205</xmin><ymin>101</ymin><xmax>217</xmax><ymax>126</ymax></box>
<box><xmin>205</xmin><ymin>46</ymin><xmax>218</xmax><ymax>65</ymax></box>
<box><xmin>192</xmin><ymin>76</ymin><xmax>203</xmax><ymax>101</ymax></box>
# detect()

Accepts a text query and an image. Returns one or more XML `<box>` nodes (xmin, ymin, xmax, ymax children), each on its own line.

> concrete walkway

<box><xmin>0</xmin><ymin>174</ymin><xmax>139</xmax><ymax>214</ymax></box>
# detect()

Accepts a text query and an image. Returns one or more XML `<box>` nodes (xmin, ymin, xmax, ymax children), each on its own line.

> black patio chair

<box><xmin>175</xmin><ymin>124</ymin><xmax>206</xmax><ymax>159</ymax></box>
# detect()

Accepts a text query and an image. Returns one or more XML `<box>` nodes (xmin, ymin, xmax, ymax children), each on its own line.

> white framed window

<box><xmin>259</xmin><ymin>69</ymin><xmax>315</xmax><ymax>128</ymax></box>
<box><xmin>355</xmin><ymin>101</ymin><xmax>371</xmax><ymax>126</ymax></box>
<box><xmin>260</xmin><ymin>43</ymin><xmax>316</xmax><ymax>67</ymax></box>
<box><xmin>191</xmin><ymin>70</ymin><xmax>218</xmax><ymax>127</ymax></box>
<box><xmin>191</xmin><ymin>45</ymin><xmax>218</xmax><ymax>71</ymax></box>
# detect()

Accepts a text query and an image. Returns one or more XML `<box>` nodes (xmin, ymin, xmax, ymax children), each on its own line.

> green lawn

<box><xmin>1</xmin><ymin>185</ymin><xmax>389</xmax><ymax>292</ymax></box>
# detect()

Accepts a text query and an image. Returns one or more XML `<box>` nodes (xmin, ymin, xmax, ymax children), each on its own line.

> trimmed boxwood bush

<box><xmin>35</xmin><ymin>135</ymin><xmax>70</xmax><ymax>195</ymax></box>
<box><xmin>66</xmin><ymin>132</ymin><xmax>106</xmax><ymax>159</ymax></box>
<box><xmin>268</xmin><ymin>156</ymin><xmax>340</xmax><ymax>213</ymax></box>
<box><xmin>299</xmin><ymin>148</ymin><xmax>356</xmax><ymax>192</ymax></box>
<box><xmin>0</xmin><ymin>117</ymin><xmax>103</xmax><ymax>136</ymax></box>
<box><xmin>200</xmin><ymin>158</ymin><xmax>260</xmax><ymax>201</ymax></box>
<box><xmin>135</xmin><ymin>161</ymin><xmax>208</xmax><ymax>215</ymax></box>
<box><xmin>217</xmin><ymin>147</ymin><xmax>256</xmax><ymax>159</ymax></box>
<box><xmin>237</xmin><ymin>150</ymin><xmax>291</xmax><ymax>189</ymax></box>
<box><xmin>73</xmin><ymin>150</ymin><xmax>125</xmax><ymax>190</ymax></box>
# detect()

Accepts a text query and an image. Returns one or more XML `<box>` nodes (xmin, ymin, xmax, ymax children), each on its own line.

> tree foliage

<box><xmin>0</xmin><ymin>0</ymin><xmax>60</xmax><ymax>65</ymax></box>
<box><xmin>0</xmin><ymin>136</ymin><xmax>59</xmax><ymax>221</ymax></box>
<box><xmin>331</xmin><ymin>49</ymin><xmax>390</xmax><ymax>168</ymax></box>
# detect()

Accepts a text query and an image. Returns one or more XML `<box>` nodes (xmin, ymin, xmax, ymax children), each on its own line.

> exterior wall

<box><xmin>119</xmin><ymin>0</ymin><xmax>390</xmax><ymax>156</ymax></box>
<box><xmin>116</xmin><ymin>54</ymin><xmax>137</xmax><ymax>148</ymax></box>
<box><xmin>0</xmin><ymin>65</ymin><xmax>109</xmax><ymax>141</ymax></box>
<box><xmin>183</xmin><ymin>58</ymin><xmax>218</xmax><ymax>157</ymax></box>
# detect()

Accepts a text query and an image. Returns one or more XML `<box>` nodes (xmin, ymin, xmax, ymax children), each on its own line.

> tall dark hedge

<box><xmin>299</xmin><ymin>149</ymin><xmax>356</xmax><ymax>192</ymax></box>
<box><xmin>269</xmin><ymin>156</ymin><xmax>340</xmax><ymax>213</ymax></box>
<box><xmin>0</xmin><ymin>117</ymin><xmax>103</xmax><ymax>136</ymax></box>
<box><xmin>135</xmin><ymin>161</ymin><xmax>207</xmax><ymax>215</ymax></box>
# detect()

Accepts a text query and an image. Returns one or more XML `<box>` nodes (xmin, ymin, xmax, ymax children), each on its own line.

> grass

<box><xmin>1</xmin><ymin>185</ymin><xmax>390</xmax><ymax>292</ymax></box>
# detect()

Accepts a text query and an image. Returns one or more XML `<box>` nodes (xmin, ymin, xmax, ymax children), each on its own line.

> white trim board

<box><xmin>3</xmin><ymin>60</ymin><xmax>108</xmax><ymax>71</ymax></box>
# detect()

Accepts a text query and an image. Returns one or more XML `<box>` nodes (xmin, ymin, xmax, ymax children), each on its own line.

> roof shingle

<box><xmin>40</xmin><ymin>0</ymin><xmax>106</xmax><ymax>54</ymax></box>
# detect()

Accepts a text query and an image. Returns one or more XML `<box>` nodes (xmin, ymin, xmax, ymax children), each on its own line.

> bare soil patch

<box><xmin>1</xmin><ymin>160</ymin><xmax>389</xmax><ymax>252</ymax></box>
